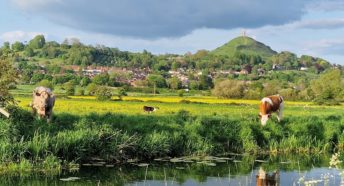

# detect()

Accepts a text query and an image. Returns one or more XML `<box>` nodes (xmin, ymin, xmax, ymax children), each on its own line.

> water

<box><xmin>1</xmin><ymin>154</ymin><xmax>344</xmax><ymax>186</ymax></box>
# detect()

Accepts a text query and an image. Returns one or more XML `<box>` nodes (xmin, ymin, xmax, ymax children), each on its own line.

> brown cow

<box><xmin>31</xmin><ymin>87</ymin><xmax>55</xmax><ymax>122</ymax></box>
<box><xmin>259</xmin><ymin>95</ymin><xmax>284</xmax><ymax>126</ymax></box>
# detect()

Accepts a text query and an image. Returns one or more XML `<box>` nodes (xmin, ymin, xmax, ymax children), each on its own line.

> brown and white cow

<box><xmin>143</xmin><ymin>106</ymin><xmax>159</xmax><ymax>113</ymax></box>
<box><xmin>259</xmin><ymin>95</ymin><xmax>284</xmax><ymax>126</ymax></box>
<box><xmin>31</xmin><ymin>87</ymin><xmax>55</xmax><ymax>122</ymax></box>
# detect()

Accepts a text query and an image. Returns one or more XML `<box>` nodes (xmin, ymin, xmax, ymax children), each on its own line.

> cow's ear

<box><xmin>258</xmin><ymin>114</ymin><xmax>262</xmax><ymax>118</ymax></box>
<box><xmin>35</xmin><ymin>93</ymin><xmax>41</xmax><ymax>96</ymax></box>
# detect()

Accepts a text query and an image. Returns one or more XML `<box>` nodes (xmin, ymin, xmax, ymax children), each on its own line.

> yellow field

<box><xmin>16</xmin><ymin>96</ymin><xmax>344</xmax><ymax>118</ymax></box>
<box><xmin>69</xmin><ymin>95</ymin><xmax>312</xmax><ymax>105</ymax></box>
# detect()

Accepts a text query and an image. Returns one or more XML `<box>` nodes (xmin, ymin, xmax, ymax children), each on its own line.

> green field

<box><xmin>1</xmin><ymin>86</ymin><xmax>344</xmax><ymax>175</ymax></box>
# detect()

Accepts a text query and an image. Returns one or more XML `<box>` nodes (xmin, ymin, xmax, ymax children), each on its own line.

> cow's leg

<box><xmin>277</xmin><ymin>102</ymin><xmax>284</xmax><ymax>122</ymax></box>
<box><xmin>46</xmin><ymin>110</ymin><xmax>53</xmax><ymax>123</ymax></box>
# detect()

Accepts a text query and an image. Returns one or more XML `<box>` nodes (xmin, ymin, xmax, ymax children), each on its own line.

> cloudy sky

<box><xmin>1</xmin><ymin>0</ymin><xmax>344</xmax><ymax>64</ymax></box>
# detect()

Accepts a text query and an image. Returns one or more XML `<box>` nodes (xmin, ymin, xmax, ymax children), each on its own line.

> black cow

<box><xmin>143</xmin><ymin>106</ymin><xmax>159</xmax><ymax>113</ymax></box>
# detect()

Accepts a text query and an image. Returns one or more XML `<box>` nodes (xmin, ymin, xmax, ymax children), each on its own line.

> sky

<box><xmin>1</xmin><ymin>0</ymin><xmax>344</xmax><ymax>64</ymax></box>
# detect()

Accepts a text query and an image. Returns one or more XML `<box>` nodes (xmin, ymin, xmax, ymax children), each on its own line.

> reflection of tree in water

<box><xmin>0</xmin><ymin>153</ymin><xmax>333</xmax><ymax>185</ymax></box>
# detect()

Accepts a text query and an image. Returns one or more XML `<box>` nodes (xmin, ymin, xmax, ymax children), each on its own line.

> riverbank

<box><xmin>0</xmin><ymin>105</ymin><xmax>343</xmax><ymax>175</ymax></box>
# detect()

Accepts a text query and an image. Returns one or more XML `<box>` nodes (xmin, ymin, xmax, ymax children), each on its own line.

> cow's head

<box><xmin>258</xmin><ymin>113</ymin><xmax>271</xmax><ymax>126</ymax></box>
<box><xmin>34</xmin><ymin>91</ymin><xmax>50</xmax><ymax>117</ymax></box>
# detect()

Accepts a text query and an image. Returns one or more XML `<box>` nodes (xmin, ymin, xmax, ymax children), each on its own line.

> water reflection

<box><xmin>256</xmin><ymin>167</ymin><xmax>279</xmax><ymax>186</ymax></box>
<box><xmin>0</xmin><ymin>153</ymin><xmax>343</xmax><ymax>185</ymax></box>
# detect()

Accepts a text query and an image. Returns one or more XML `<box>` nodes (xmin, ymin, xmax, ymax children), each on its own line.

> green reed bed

<box><xmin>0</xmin><ymin>106</ymin><xmax>343</xmax><ymax>175</ymax></box>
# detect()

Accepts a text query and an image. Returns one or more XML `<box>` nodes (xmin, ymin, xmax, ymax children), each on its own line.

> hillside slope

<box><xmin>211</xmin><ymin>36</ymin><xmax>277</xmax><ymax>59</ymax></box>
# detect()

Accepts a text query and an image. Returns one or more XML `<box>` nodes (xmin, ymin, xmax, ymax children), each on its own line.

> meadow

<box><xmin>1</xmin><ymin>86</ymin><xmax>344</xmax><ymax>175</ymax></box>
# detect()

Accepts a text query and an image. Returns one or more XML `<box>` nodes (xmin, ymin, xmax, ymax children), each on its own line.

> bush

<box><xmin>63</xmin><ymin>81</ymin><xmax>75</xmax><ymax>96</ymax></box>
<box><xmin>36</xmin><ymin>79</ymin><xmax>54</xmax><ymax>90</ymax></box>
<box><xmin>95</xmin><ymin>86</ymin><xmax>112</xmax><ymax>101</ymax></box>
<box><xmin>212</xmin><ymin>80</ymin><xmax>246</xmax><ymax>98</ymax></box>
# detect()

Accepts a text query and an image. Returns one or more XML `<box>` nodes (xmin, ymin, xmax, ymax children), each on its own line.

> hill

<box><xmin>211</xmin><ymin>36</ymin><xmax>277</xmax><ymax>59</ymax></box>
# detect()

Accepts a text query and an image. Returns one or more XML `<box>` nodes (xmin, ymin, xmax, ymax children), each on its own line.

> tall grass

<box><xmin>0</xmin><ymin>105</ymin><xmax>343</xmax><ymax>174</ymax></box>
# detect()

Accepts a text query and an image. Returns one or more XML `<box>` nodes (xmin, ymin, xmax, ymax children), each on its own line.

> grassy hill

<box><xmin>211</xmin><ymin>36</ymin><xmax>277</xmax><ymax>59</ymax></box>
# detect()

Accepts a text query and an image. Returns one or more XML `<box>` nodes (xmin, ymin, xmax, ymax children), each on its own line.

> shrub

<box><xmin>95</xmin><ymin>86</ymin><xmax>112</xmax><ymax>101</ymax></box>
<box><xmin>212</xmin><ymin>79</ymin><xmax>246</xmax><ymax>98</ymax></box>
<box><xmin>36</xmin><ymin>80</ymin><xmax>54</xmax><ymax>90</ymax></box>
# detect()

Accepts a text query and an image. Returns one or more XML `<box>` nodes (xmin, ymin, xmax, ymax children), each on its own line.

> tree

<box><xmin>86</xmin><ymin>83</ymin><xmax>98</xmax><ymax>95</ymax></box>
<box><xmin>212</xmin><ymin>80</ymin><xmax>246</xmax><ymax>98</ymax></box>
<box><xmin>24</xmin><ymin>47</ymin><xmax>34</xmax><ymax>57</ymax></box>
<box><xmin>31</xmin><ymin>73</ymin><xmax>45</xmax><ymax>84</ymax></box>
<box><xmin>80</xmin><ymin>77</ymin><xmax>91</xmax><ymax>87</ymax></box>
<box><xmin>199</xmin><ymin>74</ymin><xmax>213</xmax><ymax>90</ymax></box>
<box><xmin>64</xmin><ymin>81</ymin><xmax>76</xmax><ymax>96</ymax></box>
<box><xmin>29</xmin><ymin>35</ymin><xmax>46</xmax><ymax>49</ymax></box>
<box><xmin>36</xmin><ymin>79</ymin><xmax>54</xmax><ymax>90</ymax></box>
<box><xmin>0</xmin><ymin>59</ymin><xmax>18</xmax><ymax>106</ymax></box>
<box><xmin>95</xmin><ymin>86</ymin><xmax>112</xmax><ymax>101</ymax></box>
<box><xmin>310</xmin><ymin>69</ymin><xmax>343</xmax><ymax>105</ymax></box>
<box><xmin>167</xmin><ymin>77</ymin><xmax>182</xmax><ymax>90</ymax></box>
<box><xmin>92</xmin><ymin>73</ymin><xmax>110</xmax><ymax>85</ymax></box>
<box><xmin>147</xmin><ymin>74</ymin><xmax>167</xmax><ymax>88</ymax></box>
<box><xmin>11</xmin><ymin>41</ymin><xmax>25</xmax><ymax>52</ymax></box>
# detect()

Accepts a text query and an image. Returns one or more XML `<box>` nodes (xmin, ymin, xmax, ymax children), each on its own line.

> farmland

<box><xmin>15</xmin><ymin>95</ymin><xmax>343</xmax><ymax>117</ymax></box>
<box><xmin>0</xmin><ymin>86</ymin><xmax>343</xmax><ymax>176</ymax></box>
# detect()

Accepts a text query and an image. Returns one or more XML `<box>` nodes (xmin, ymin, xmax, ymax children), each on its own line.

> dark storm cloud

<box><xmin>13</xmin><ymin>0</ymin><xmax>314</xmax><ymax>38</ymax></box>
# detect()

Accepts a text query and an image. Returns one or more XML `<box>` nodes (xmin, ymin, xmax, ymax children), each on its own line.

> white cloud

<box><xmin>295</xmin><ymin>19</ymin><xmax>344</xmax><ymax>29</ymax></box>
<box><xmin>0</xmin><ymin>30</ymin><xmax>44</xmax><ymax>43</ymax></box>
<box><xmin>304</xmin><ymin>39</ymin><xmax>344</xmax><ymax>55</ymax></box>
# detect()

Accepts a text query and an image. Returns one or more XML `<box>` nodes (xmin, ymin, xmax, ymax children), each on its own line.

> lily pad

<box><xmin>60</xmin><ymin>177</ymin><xmax>80</xmax><ymax>182</ymax></box>
<box><xmin>255</xmin><ymin>160</ymin><xmax>268</xmax><ymax>163</ymax></box>
<box><xmin>137</xmin><ymin>163</ymin><xmax>149</xmax><ymax>167</ymax></box>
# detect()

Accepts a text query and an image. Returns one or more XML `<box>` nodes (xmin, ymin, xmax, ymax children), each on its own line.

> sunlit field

<box><xmin>16</xmin><ymin>96</ymin><xmax>344</xmax><ymax>118</ymax></box>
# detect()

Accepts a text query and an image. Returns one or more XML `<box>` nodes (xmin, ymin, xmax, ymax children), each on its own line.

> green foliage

<box><xmin>11</xmin><ymin>42</ymin><xmax>25</xmax><ymax>52</ymax></box>
<box><xmin>28</xmin><ymin>35</ymin><xmax>45</xmax><ymax>49</ymax></box>
<box><xmin>86</xmin><ymin>83</ymin><xmax>97</xmax><ymax>95</ymax></box>
<box><xmin>95</xmin><ymin>86</ymin><xmax>112</xmax><ymax>101</ymax></box>
<box><xmin>92</xmin><ymin>73</ymin><xmax>110</xmax><ymax>85</ymax></box>
<box><xmin>0</xmin><ymin>59</ymin><xmax>18</xmax><ymax>106</ymax></box>
<box><xmin>36</xmin><ymin>80</ymin><xmax>54</xmax><ymax>90</ymax></box>
<box><xmin>24</xmin><ymin>47</ymin><xmax>34</xmax><ymax>57</ymax></box>
<box><xmin>167</xmin><ymin>77</ymin><xmax>182</xmax><ymax>90</ymax></box>
<box><xmin>0</xmin><ymin>105</ymin><xmax>343</xmax><ymax>174</ymax></box>
<box><xmin>147</xmin><ymin>74</ymin><xmax>167</xmax><ymax>88</ymax></box>
<box><xmin>199</xmin><ymin>74</ymin><xmax>213</xmax><ymax>90</ymax></box>
<box><xmin>310</xmin><ymin>69</ymin><xmax>343</xmax><ymax>105</ymax></box>
<box><xmin>211</xmin><ymin>36</ymin><xmax>277</xmax><ymax>59</ymax></box>
<box><xmin>212</xmin><ymin>79</ymin><xmax>246</xmax><ymax>98</ymax></box>
<box><xmin>63</xmin><ymin>81</ymin><xmax>75</xmax><ymax>96</ymax></box>
<box><xmin>177</xmin><ymin>89</ymin><xmax>185</xmax><ymax>97</ymax></box>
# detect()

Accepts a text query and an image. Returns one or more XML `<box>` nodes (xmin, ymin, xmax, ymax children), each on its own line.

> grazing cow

<box><xmin>31</xmin><ymin>87</ymin><xmax>55</xmax><ymax>122</ymax></box>
<box><xmin>259</xmin><ymin>95</ymin><xmax>284</xmax><ymax>126</ymax></box>
<box><xmin>143</xmin><ymin>106</ymin><xmax>159</xmax><ymax>113</ymax></box>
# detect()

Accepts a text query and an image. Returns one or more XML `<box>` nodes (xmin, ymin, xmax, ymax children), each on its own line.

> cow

<box><xmin>259</xmin><ymin>95</ymin><xmax>284</xmax><ymax>126</ymax></box>
<box><xmin>143</xmin><ymin>106</ymin><xmax>159</xmax><ymax>113</ymax></box>
<box><xmin>31</xmin><ymin>86</ymin><xmax>55</xmax><ymax>122</ymax></box>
